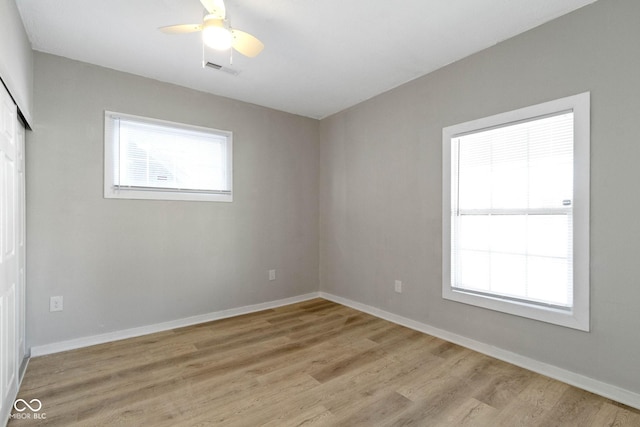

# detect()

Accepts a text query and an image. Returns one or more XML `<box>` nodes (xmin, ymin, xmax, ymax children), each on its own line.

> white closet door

<box><xmin>16</xmin><ymin>116</ymin><xmax>25</xmax><ymax>364</ymax></box>
<box><xmin>0</xmin><ymin>82</ymin><xmax>22</xmax><ymax>425</ymax></box>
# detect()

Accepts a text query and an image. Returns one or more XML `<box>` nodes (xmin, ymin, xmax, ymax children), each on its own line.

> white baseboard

<box><xmin>30</xmin><ymin>292</ymin><xmax>320</xmax><ymax>357</ymax></box>
<box><xmin>319</xmin><ymin>291</ymin><xmax>640</xmax><ymax>411</ymax></box>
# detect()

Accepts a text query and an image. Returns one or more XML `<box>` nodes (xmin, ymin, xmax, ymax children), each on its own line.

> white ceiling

<box><xmin>16</xmin><ymin>0</ymin><xmax>598</xmax><ymax>119</ymax></box>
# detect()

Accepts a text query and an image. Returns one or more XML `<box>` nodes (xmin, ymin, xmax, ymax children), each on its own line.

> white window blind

<box><xmin>452</xmin><ymin>112</ymin><xmax>574</xmax><ymax>308</ymax></box>
<box><xmin>104</xmin><ymin>112</ymin><xmax>233</xmax><ymax>202</ymax></box>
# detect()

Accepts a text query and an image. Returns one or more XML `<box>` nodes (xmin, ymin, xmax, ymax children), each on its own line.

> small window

<box><xmin>104</xmin><ymin>111</ymin><xmax>232</xmax><ymax>202</ymax></box>
<box><xmin>442</xmin><ymin>93</ymin><xmax>590</xmax><ymax>331</ymax></box>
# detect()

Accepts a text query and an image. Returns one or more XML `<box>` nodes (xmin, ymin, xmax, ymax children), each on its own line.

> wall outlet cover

<box><xmin>50</xmin><ymin>296</ymin><xmax>64</xmax><ymax>312</ymax></box>
<box><xmin>394</xmin><ymin>280</ymin><xmax>402</xmax><ymax>293</ymax></box>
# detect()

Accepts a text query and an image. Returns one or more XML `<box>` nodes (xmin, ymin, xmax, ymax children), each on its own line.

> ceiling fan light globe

<box><xmin>202</xmin><ymin>18</ymin><xmax>232</xmax><ymax>50</ymax></box>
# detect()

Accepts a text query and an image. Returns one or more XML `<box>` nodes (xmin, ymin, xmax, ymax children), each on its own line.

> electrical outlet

<box><xmin>50</xmin><ymin>296</ymin><xmax>64</xmax><ymax>312</ymax></box>
<box><xmin>269</xmin><ymin>269</ymin><xmax>276</xmax><ymax>281</ymax></box>
<box><xmin>394</xmin><ymin>280</ymin><xmax>402</xmax><ymax>294</ymax></box>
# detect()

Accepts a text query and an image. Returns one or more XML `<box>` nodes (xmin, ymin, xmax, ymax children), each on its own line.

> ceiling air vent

<box><xmin>205</xmin><ymin>62</ymin><xmax>240</xmax><ymax>76</ymax></box>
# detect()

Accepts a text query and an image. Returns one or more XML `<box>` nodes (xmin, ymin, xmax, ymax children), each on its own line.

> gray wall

<box><xmin>319</xmin><ymin>0</ymin><xmax>640</xmax><ymax>394</ymax></box>
<box><xmin>0</xmin><ymin>0</ymin><xmax>33</xmax><ymax>125</ymax></box>
<box><xmin>27</xmin><ymin>53</ymin><xmax>319</xmax><ymax>348</ymax></box>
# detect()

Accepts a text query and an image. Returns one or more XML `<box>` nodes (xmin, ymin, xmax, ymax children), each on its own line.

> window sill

<box><xmin>443</xmin><ymin>286</ymin><xmax>589</xmax><ymax>331</ymax></box>
<box><xmin>104</xmin><ymin>187</ymin><xmax>233</xmax><ymax>202</ymax></box>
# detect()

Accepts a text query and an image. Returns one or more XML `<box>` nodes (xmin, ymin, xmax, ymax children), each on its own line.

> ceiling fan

<box><xmin>159</xmin><ymin>0</ymin><xmax>264</xmax><ymax>58</ymax></box>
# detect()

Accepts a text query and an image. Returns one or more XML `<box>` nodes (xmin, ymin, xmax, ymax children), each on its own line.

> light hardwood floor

<box><xmin>9</xmin><ymin>299</ymin><xmax>640</xmax><ymax>426</ymax></box>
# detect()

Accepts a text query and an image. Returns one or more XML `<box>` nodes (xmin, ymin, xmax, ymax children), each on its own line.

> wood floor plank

<box><xmin>335</xmin><ymin>391</ymin><xmax>413</xmax><ymax>426</ymax></box>
<box><xmin>391</xmin><ymin>370</ymin><xmax>488</xmax><ymax>425</ymax></box>
<box><xmin>309</xmin><ymin>347</ymin><xmax>388</xmax><ymax>383</ymax></box>
<box><xmin>318</xmin><ymin>349</ymin><xmax>442</xmax><ymax>416</ymax></box>
<box><xmin>491</xmin><ymin>398</ymin><xmax>548</xmax><ymax>427</ymax></box>
<box><xmin>588</xmin><ymin>401</ymin><xmax>640</xmax><ymax>427</ymax></box>
<box><xmin>515</xmin><ymin>375</ymin><xmax>571</xmax><ymax>410</ymax></box>
<box><xmin>473</xmin><ymin>364</ymin><xmax>538</xmax><ymax>410</ymax></box>
<box><xmin>437</xmin><ymin>397</ymin><xmax>499</xmax><ymax>427</ymax></box>
<box><xmin>262</xmin><ymin>405</ymin><xmax>335</xmax><ymax>427</ymax></box>
<box><xmin>537</xmin><ymin>387</ymin><xmax>606</xmax><ymax>427</ymax></box>
<box><xmin>8</xmin><ymin>299</ymin><xmax>640</xmax><ymax>426</ymax></box>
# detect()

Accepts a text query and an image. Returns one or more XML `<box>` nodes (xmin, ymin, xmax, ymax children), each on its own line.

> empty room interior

<box><xmin>2</xmin><ymin>0</ymin><xmax>640</xmax><ymax>425</ymax></box>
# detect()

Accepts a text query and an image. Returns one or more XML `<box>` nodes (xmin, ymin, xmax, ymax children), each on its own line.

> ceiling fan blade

<box><xmin>159</xmin><ymin>24</ymin><xmax>203</xmax><ymax>34</ymax></box>
<box><xmin>231</xmin><ymin>29</ymin><xmax>264</xmax><ymax>57</ymax></box>
<box><xmin>200</xmin><ymin>0</ymin><xmax>226</xmax><ymax>19</ymax></box>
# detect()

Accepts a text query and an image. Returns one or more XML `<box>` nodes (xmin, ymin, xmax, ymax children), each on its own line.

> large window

<box><xmin>442</xmin><ymin>93</ymin><xmax>590</xmax><ymax>331</ymax></box>
<box><xmin>104</xmin><ymin>111</ymin><xmax>232</xmax><ymax>202</ymax></box>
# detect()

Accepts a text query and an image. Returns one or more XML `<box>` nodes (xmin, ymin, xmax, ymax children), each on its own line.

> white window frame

<box><xmin>442</xmin><ymin>92</ymin><xmax>590</xmax><ymax>331</ymax></box>
<box><xmin>104</xmin><ymin>111</ymin><xmax>233</xmax><ymax>202</ymax></box>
